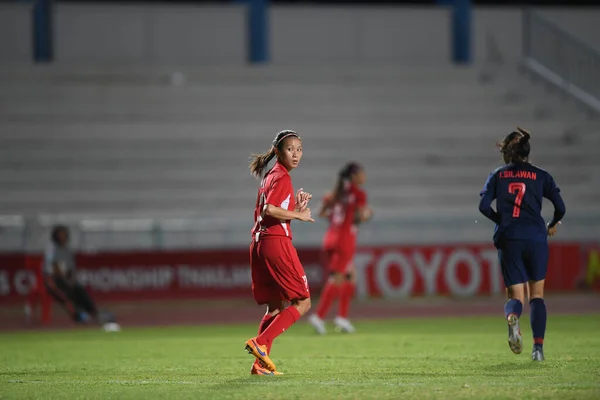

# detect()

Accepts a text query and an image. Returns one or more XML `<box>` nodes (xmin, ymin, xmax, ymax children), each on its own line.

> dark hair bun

<box><xmin>339</xmin><ymin>162</ymin><xmax>361</xmax><ymax>178</ymax></box>
<box><xmin>517</xmin><ymin>127</ymin><xmax>531</xmax><ymax>143</ymax></box>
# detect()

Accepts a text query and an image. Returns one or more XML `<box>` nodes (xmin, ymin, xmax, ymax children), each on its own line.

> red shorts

<box><xmin>250</xmin><ymin>237</ymin><xmax>310</xmax><ymax>305</ymax></box>
<box><xmin>323</xmin><ymin>246</ymin><xmax>355</xmax><ymax>274</ymax></box>
<box><xmin>323</xmin><ymin>229</ymin><xmax>356</xmax><ymax>274</ymax></box>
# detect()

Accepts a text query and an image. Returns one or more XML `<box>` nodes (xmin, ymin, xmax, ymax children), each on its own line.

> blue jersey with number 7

<box><xmin>479</xmin><ymin>161</ymin><xmax>566</xmax><ymax>246</ymax></box>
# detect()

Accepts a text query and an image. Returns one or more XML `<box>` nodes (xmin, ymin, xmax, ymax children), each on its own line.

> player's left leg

<box><xmin>334</xmin><ymin>265</ymin><xmax>356</xmax><ymax>333</ymax></box>
<box><xmin>311</xmin><ymin>271</ymin><xmax>344</xmax><ymax>334</ymax></box>
<box><xmin>43</xmin><ymin>275</ymin><xmax>79</xmax><ymax>321</ymax></box>
<box><xmin>505</xmin><ymin>283</ymin><xmax>526</xmax><ymax>354</ymax></box>
<box><xmin>525</xmin><ymin>240</ymin><xmax>549</xmax><ymax>361</ymax></box>
<box><xmin>309</xmin><ymin>248</ymin><xmax>345</xmax><ymax>334</ymax></box>
<box><xmin>246</xmin><ymin>241</ymin><xmax>281</xmax><ymax>373</ymax></box>
<box><xmin>247</xmin><ymin>296</ymin><xmax>310</xmax><ymax>372</ymax></box>
<box><xmin>251</xmin><ymin>300</ymin><xmax>284</xmax><ymax>376</ymax></box>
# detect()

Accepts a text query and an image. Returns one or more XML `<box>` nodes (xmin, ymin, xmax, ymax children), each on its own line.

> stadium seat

<box><xmin>0</xmin><ymin>64</ymin><xmax>597</xmax><ymax>246</ymax></box>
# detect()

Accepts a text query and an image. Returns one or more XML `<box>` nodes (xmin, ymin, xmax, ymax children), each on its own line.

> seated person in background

<box><xmin>44</xmin><ymin>225</ymin><xmax>120</xmax><ymax>331</ymax></box>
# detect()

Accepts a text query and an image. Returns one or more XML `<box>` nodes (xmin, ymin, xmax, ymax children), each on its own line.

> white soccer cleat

<box><xmin>308</xmin><ymin>314</ymin><xmax>327</xmax><ymax>335</ymax></box>
<box><xmin>507</xmin><ymin>314</ymin><xmax>523</xmax><ymax>354</ymax></box>
<box><xmin>103</xmin><ymin>322</ymin><xmax>121</xmax><ymax>332</ymax></box>
<box><xmin>334</xmin><ymin>316</ymin><xmax>356</xmax><ymax>333</ymax></box>
<box><xmin>24</xmin><ymin>303</ymin><xmax>32</xmax><ymax>323</ymax></box>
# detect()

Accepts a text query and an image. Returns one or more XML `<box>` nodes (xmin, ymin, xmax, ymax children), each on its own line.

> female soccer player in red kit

<box><xmin>244</xmin><ymin>130</ymin><xmax>314</xmax><ymax>376</ymax></box>
<box><xmin>309</xmin><ymin>162</ymin><xmax>372</xmax><ymax>334</ymax></box>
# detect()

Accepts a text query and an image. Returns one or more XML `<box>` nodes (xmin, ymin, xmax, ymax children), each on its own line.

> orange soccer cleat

<box><xmin>251</xmin><ymin>361</ymin><xmax>283</xmax><ymax>376</ymax></box>
<box><xmin>245</xmin><ymin>337</ymin><xmax>276</xmax><ymax>372</ymax></box>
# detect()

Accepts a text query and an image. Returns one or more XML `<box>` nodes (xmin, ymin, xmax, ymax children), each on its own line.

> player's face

<box><xmin>277</xmin><ymin>137</ymin><xmax>303</xmax><ymax>171</ymax></box>
<box><xmin>57</xmin><ymin>230</ymin><xmax>69</xmax><ymax>246</ymax></box>
<box><xmin>353</xmin><ymin>169</ymin><xmax>366</xmax><ymax>185</ymax></box>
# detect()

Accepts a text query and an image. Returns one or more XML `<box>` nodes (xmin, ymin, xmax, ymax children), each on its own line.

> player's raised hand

<box><xmin>298</xmin><ymin>208</ymin><xmax>315</xmax><ymax>223</ymax></box>
<box><xmin>295</xmin><ymin>188</ymin><xmax>312</xmax><ymax>212</ymax></box>
<box><xmin>547</xmin><ymin>221</ymin><xmax>561</xmax><ymax>237</ymax></box>
<box><xmin>361</xmin><ymin>207</ymin><xmax>373</xmax><ymax>221</ymax></box>
<box><xmin>296</xmin><ymin>188</ymin><xmax>312</xmax><ymax>203</ymax></box>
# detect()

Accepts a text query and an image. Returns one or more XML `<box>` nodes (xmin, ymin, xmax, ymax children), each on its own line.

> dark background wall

<box><xmin>1</xmin><ymin>0</ymin><xmax>596</xmax><ymax>5</ymax></box>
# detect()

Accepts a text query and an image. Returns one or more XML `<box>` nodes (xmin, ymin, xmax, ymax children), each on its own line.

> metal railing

<box><xmin>522</xmin><ymin>9</ymin><xmax>600</xmax><ymax>114</ymax></box>
<box><xmin>1</xmin><ymin>210</ymin><xmax>599</xmax><ymax>253</ymax></box>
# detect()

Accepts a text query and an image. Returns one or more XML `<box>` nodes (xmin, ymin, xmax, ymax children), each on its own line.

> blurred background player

<box><xmin>309</xmin><ymin>162</ymin><xmax>372</xmax><ymax>334</ymax></box>
<box><xmin>478</xmin><ymin>128</ymin><xmax>566</xmax><ymax>361</ymax></box>
<box><xmin>43</xmin><ymin>225</ymin><xmax>121</xmax><ymax>332</ymax></box>
<box><xmin>245</xmin><ymin>130</ymin><xmax>314</xmax><ymax>376</ymax></box>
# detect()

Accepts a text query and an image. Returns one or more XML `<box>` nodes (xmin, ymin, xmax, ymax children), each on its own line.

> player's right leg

<box><xmin>528</xmin><ymin>280</ymin><xmax>546</xmax><ymax>361</ymax></box>
<box><xmin>309</xmin><ymin>249</ymin><xmax>344</xmax><ymax>334</ymax></box>
<box><xmin>499</xmin><ymin>241</ymin><xmax>528</xmax><ymax>355</ymax></box>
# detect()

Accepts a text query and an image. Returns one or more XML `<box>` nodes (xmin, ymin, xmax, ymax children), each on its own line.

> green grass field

<box><xmin>1</xmin><ymin>315</ymin><xmax>599</xmax><ymax>400</ymax></box>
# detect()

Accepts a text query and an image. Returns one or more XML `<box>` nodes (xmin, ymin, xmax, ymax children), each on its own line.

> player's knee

<box><xmin>329</xmin><ymin>272</ymin><xmax>344</xmax><ymax>286</ymax></box>
<box><xmin>294</xmin><ymin>297</ymin><xmax>311</xmax><ymax>316</ymax></box>
<box><xmin>528</xmin><ymin>280</ymin><xmax>545</xmax><ymax>299</ymax></box>
<box><xmin>529</xmin><ymin>291</ymin><xmax>544</xmax><ymax>300</ymax></box>
<box><xmin>266</xmin><ymin>300</ymin><xmax>284</xmax><ymax>316</ymax></box>
<box><xmin>506</xmin><ymin>285</ymin><xmax>526</xmax><ymax>303</ymax></box>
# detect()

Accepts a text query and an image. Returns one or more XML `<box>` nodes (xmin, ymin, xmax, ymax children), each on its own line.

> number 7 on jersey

<box><xmin>508</xmin><ymin>182</ymin><xmax>526</xmax><ymax>218</ymax></box>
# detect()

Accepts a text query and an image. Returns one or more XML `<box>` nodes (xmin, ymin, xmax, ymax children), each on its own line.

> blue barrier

<box><xmin>33</xmin><ymin>0</ymin><xmax>53</xmax><ymax>62</ymax></box>
<box><xmin>247</xmin><ymin>0</ymin><xmax>269</xmax><ymax>64</ymax></box>
<box><xmin>451</xmin><ymin>0</ymin><xmax>472</xmax><ymax>64</ymax></box>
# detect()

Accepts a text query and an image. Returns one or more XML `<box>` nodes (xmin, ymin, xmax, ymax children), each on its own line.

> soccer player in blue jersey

<box><xmin>479</xmin><ymin>127</ymin><xmax>566</xmax><ymax>361</ymax></box>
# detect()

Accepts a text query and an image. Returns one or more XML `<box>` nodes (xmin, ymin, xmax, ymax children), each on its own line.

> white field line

<box><xmin>3</xmin><ymin>379</ymin><xmax>600</xmax><ymax>389</ymax></box>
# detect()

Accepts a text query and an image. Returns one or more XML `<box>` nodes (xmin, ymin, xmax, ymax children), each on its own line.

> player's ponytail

<box><xmin>513</xmin><ymin>127</ymin><xmax>531</xmax><ymax>161</ymax></box>
<box><xmin>249</xmin><ymin>147</ymin><xmax>276</xmax><ymax>179</ymax></box>
<box><xmin>333</xmin><ymin>162</ymin><xmax>361</xmax><ymax>202</ymax></box>
<box><xmin>516</xmin><ymin>127</ymin><xmax>531</xmax><ymax>145</ymax></box>
<box><xmin>249</xmin><ymin>130</ymin><xmax>300</xmax><ymax>179</ymax></box>
<box><xmin>498</xmin><ymin>127</ymin><xmax>531</xmax><ymax>164</ymax></box>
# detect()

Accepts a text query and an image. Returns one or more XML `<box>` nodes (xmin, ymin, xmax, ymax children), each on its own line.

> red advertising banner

<box><xmin>0</xmin><ymin>254</ymin><xmax>28</xmax><ymax>301</ymax></box>
<box><xmin>352</xmin><ymin>243</ymin><xmax>582</xmax><ymax>298</ymax></box>
<box><xmin>0</xmin><ymin>242</ymin><xmax>588</xmax><ymax>304</ymax></box>
<box><xmin>576</xmin><ymin>243</ymin><xmax>600</xmax><ymax>291</ymax></box>
<box><xmin>0</xmin><ymin>249</ymin><xmax>325</xmax><ymax>303</ymax></box>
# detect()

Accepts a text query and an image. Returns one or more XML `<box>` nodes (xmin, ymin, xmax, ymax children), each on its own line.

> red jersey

<box><xmin>251</xmin><ymin>162</ymin><xmax>296</xmax><ymax>242</ymax></box>
<box><xmin>323</xmin><ymin>183</ymin><xmax>367</xmax><ymax>250</ymax></box>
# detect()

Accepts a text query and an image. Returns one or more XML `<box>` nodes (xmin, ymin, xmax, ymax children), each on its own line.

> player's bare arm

<box><xmin>354</xmin><ymin>206</ymin><xmax>373</xmax><ymax>224</ymax></box>
<box><xmin>318</xmin><ymin>192</ymin><xmax>333</xmax><ymax>219</ymax></box>
<box><xmin>264</xmin><ymin>204</ymin><xmax>314</xmax><ymax>222</ymax></box>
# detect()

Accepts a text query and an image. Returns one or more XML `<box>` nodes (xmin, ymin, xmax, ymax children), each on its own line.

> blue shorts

<box><xmin>497</xmin><ymin>240</ymin><xmax>549</xmax><ymax>287</ymax></box>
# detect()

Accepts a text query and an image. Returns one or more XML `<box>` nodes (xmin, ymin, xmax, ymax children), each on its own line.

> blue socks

<box><xmin>530</xmin><ymin>298</ymin><xmax>547</xmax><ymax>348</ymax></box>
<box><xmin>504</xmin><ymin>299</ymin><xmax>523</xmax><ymax>319</ymax></box>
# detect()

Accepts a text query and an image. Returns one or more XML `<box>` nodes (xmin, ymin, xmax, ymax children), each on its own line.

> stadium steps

<box><xmin>0</xmin><ymin>64</ymin><xmax>597</xmax><ymax>245</ymax></box>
